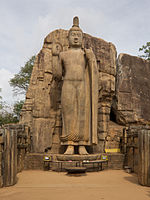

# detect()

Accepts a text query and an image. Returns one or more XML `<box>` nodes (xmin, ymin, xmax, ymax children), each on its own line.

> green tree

<box><xmin>0</xmin><ymin>88</ymin><xmax>3</xmax><ymax>110</ymax></box>
<box><xmin>9</xmin><ymin>55</ymin><xmax>36</xmax><ymax>94</ymax></box>
<box><xmin>13</xmin><ymin>100</ymin><xmax>24</xmax><ymax>120</ymax></box>
<box><xmin>139</xmin><ymin>42</ymin><xmax>150</xmax><ymax>60</ymax></box>
<box><xmin>0</xmin><ymin>90</ymin><xmax>19</xmax><ymax>126</ymax></box>
<box><xmin>0</xmin><ymin>112</ymin><xmax>18</xmax><ymax>126</ymax></box>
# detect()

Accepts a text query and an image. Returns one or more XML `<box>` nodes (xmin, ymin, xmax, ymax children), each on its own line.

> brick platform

<box><xmin>24</xmin><ymin>153</ymin><xmax>125</xmax><ymax>171</ymax></box>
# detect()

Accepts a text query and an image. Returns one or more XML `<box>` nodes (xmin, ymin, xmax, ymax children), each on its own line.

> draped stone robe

<box><xmin>52</xmin><ymin>47</ymin><xmax>98</xmax><ymax>146</ymax></box>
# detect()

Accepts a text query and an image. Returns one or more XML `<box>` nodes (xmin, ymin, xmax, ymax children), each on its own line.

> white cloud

<box><xmin>0</xmin><ymin>0</ymin><xmax>150</xmax><ymax>104</ymax></box>
<box><xmin>0</xmin><ymin>69</ymin><xmax>24</xmax><ymax>105</ymax></box>
<box><xmin>0</xmin><ymin>69</ymin><xmax>14</xmax><ymax>104</ymax></box>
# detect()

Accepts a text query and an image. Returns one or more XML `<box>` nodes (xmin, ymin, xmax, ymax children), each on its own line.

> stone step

<box><xmin>24</xmin><ymin>153</ymin><xmax>125</xmax><ymax>171</ymax></box>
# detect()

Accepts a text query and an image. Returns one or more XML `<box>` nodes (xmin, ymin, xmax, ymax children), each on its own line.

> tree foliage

<box><xmin>0</xmin><ymin>90</ymin><xmax>23</xmax><ymax>126</ymax></box>
<box><xmin>0</xmin><ymin>100</ymin><xmax>24</xmax><ymax>126</ymax></box>
<box><xmin>139</xmin><ymin>42</ymin><xmax>150</xmax><ymax>60</ymax></box>
<box><xmin>7</xmin><ymin>56</ymin><xmax>36</xmax><ymax>124</ymax></box>
<box><xmin>0</xmin><ymin>101</ymin><xmax>18</xmax><ymax>126</ymax></box>
<box><xmin>0</xmin><ymin>112</ymin><xmax>18</xmax><ymax>126</ymax></box>
<box><xmin>0</xmin><ymin>88</ymin><xmax>3</xmax><ymax>110</ymax></box>
<box><xmin>9</xmin><ymin>55</ymin><xmax>36</xmax><ymax>94</ymax></box>
<box><xmin>13</xmin><ymin>100</ymin><xmax>24</xmax><ymax>120</ymax></box>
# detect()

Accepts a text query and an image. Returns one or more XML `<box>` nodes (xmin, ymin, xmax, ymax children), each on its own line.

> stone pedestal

<box><xmin>24</xmin><ymin>153</ymin><xmax>124</xmax><ymax>171</ymax></box>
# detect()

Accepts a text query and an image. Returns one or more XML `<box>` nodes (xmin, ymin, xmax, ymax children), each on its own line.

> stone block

<box><xmin>0</xmin><ymin>152</ymin><xmax>2</xmax><ymax>161</ymax></box>
<box><xmin>99</xmin><ymin>72</ymin><xmax>115</xmax><ymax>94</ymax></box>
<box><xmin>98</xmin><ymin>106</ymin><xmax>111</xmax><ymax>115</ymax></box>
<box><xmin>117</xmin><ymin>92</ymin><xmax>133</xmax><ymax>111</ymax></box>
<box><xmin>32</xmin><ymin>118</ymin><xmax>55</xmax><ymax>152</ymax></box>
<box><xmin>116</xmin><ymin>110</ymin><xmax>136</xmax><ymax>125</ymax></box>
<box><xmin>98</xmin><ymin>132</ymin><xmax>107</xmax><ymax>140</ymax></box>
<box><xmin>0</xmin><ymin>144</ymin><xmax>3</xmax><ymax>152</ymax></box>
<box><xmin>0</xmin><ymin>177</ymin><xmax>3</xmax><ymax>188</ymax></box>
<box><xmin>116</xmin><ymin>53</ymin><xmax>150</xmax><ymax>124</ymax></box>
<box><xmin>98</xmin><ymin>113</ymin><xmax>110</xmax><ymax>122</ymax></box>
<box><xmin>0</xmin><ymin>136</ymin><xmax>3</xmax><ymax>144</ymax></box>
<box><xmin>98</xmin><ymin>121</ymin><xmax>108</xmax><ymax>133</ymax></box>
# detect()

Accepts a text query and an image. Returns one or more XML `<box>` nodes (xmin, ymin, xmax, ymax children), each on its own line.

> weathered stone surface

<box><xmin>57</xmin><ymin>18</ymin><xmax>98</xmax><ymax>155</ymax></box>
<box><xmin>115</xmin><ymin>53</ymin><xmax>150</xmax><ymax>125</ymax></box>
<box><xmin>24</xmin><ymin>153</ymin><xmax>125</xmax><ymax>170</ymax></box>
<box><xmin>32</xmin><ymin>118</ymin><xmax>54</xmax><ymax>152</ymax></box>
<box><xmin>0</xmin><ymin>124</ymin><xmax>32</xmax><ymax>188</ymax></box>
<box><xmin>105</xmin><ymin>121</ymin><xmax>124</xmax><ymax>150</ymax></box>
<box><xmin>0</xmin><ymin>134</ymin><xmax>3</xmax><ymax>187</ymax></box>
<box><xmin>56</xmin><ymin>154</ymin><xmax>98</xmax><ymax>161</ymax></box>
<box><xmin>20</xmin><ymin>28</ymin><xmax>116</xmax><ymax>153</ymax></box>
<box><xmin>125</xmin><ymin>125</ymin><xmax>150</xmax><ymax>186</ymax></box>
<box><xmin>138</xmin><ymin>129</ymin><xmax>150</xmax><ymax>186</ymax></box>
<box><xmin>24</xmin><ymin>153</ymin><xmax>44</xmax><ymax>170</ymax></box>
<box><xmin>1</xmin><ymin>127</ymin><xmax>17</xmax><ymax>187</ymax></box>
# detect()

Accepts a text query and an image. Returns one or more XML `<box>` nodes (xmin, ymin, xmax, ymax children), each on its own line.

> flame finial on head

<box><xmin>73</xmin><ymin>16</ymin><xmax>79</xmax><ymax>27</ymax></box>
<box><xmin>69</xmin><ymin>16</ymin><xmax>82</xmax><ymax>33</ymax></box>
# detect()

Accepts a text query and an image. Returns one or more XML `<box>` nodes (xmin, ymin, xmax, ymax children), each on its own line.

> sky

<box><xmin>0</xmin><ymin>0</ymin><xmax>150</xmax><ymax>105</ymax></box>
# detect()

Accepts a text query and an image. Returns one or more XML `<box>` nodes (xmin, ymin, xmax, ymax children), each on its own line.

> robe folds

<box><xmin>60</xmin><ymin>49</ymin><xmax>98</xmax><ymax>146</ymax></box>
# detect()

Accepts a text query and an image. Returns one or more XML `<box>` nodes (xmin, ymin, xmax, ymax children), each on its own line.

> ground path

<box><xmin>0</xmin><ymin>170</ymin><xmax>150</xmax><ymax>200</ymax></box>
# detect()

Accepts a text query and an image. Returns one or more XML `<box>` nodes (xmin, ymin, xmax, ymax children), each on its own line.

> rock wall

<box><xmin>124</xmin><ymin>125</ymin><xmax>150</xmax><ymax>186</ymax></box>
<box><xmin>124</xmin><ymin>126</ymin><xmax>139</xmax><ymax>173</ymax></box>
<box><xmin>138</xmin><ymin>127</ymin><xmax>150</xmax><ymax>186</ymax></box>
<box><xmin>0</xmin><ymin>124</ymin><xmax>30</xmax><ymax>187</ymax></box>
<box><xmin>20</xmin><ymin>29</ymin><xmax>117</xmax><ymax>153</ymax></box>
<box><xmin>0</xmin><ymin>126</ymin><xmax>17</xmax><ymax>187</ymax></box>
<box><xmin>106</xmin><ymin>121</ymin><xmax>124</xmax><ymax>152</ymax></box>
<box><xmin>0</xmin><ymin>131</ymin><xmax>3</xmax><ymax>187</ymax></box>
<box><xmin>115</xmin><ymin>54</ymin><xmax>150</xmax><ymax>125</ymax></box>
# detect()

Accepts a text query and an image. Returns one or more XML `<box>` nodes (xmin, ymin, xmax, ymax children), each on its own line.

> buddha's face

<box><xmin>69</xmin><ymin>30</ymin><xmax>83</xmax><ymax>48</ymax></box>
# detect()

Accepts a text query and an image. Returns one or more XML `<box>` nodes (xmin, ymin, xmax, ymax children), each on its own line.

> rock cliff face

<box><xmin>115</xmin><ymin>54</ymin><xmax>150</xmax><ymax>125</ymax></box>
<box><xmin>20</xmin><ymin>29</ymin><xmax>116</xmax><ymax>153</ymax></box>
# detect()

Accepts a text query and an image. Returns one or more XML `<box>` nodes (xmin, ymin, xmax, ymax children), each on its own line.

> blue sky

<box><xmin>0</xmin><ymin>0</ymin><xmax>150</xmax><ymax>104</ymax></box>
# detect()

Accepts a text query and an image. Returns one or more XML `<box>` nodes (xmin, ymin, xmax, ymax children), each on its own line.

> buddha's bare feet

<box><xmin>79</xmin><ymin>146</ymin><xmax>88</xmax><ymax>155</ymax></box>
<box><xmin>64</xmin><ymin>145</ymin><xmax>74</xmax><ymax>155</ymax></box>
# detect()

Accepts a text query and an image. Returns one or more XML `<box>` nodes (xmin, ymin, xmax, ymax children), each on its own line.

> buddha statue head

<box><xmin>68</xmin><ymin>16</ymin><xmax>83</xmax><ymax>48</ymax></box>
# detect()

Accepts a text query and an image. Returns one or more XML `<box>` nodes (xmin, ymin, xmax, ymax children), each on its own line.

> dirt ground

<box><xmin>0</xmin><ymin>170</ymin><xmax>150</xmax><ymax>200</ymax></box>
